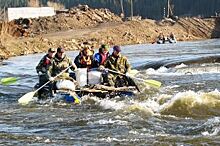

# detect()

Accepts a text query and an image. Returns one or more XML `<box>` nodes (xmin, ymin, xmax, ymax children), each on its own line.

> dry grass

<box><xmin>0</xmin><ymin>22</ymin><xmax>9</xmax><ymax>35</ymax></box>
<box><xmin>0</xmin><ymin>22</ymin><xmax>10</xmax><ymax>46</ymax></box>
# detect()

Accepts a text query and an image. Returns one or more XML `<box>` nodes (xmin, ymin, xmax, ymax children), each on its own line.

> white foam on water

<box><xmin>44</xmin><ymin>138</ymin><xmax>52</xmax><ymax>143</ymax></box>
<box><xmin>202</xmin><ymin>128</ymin><xmax>220</xmax><ymax>136</ymax></box>
<box><xmin>144</xmin><ymin>66</ymin><xmax>184</xmax><ymax>76</ymax></box>
<box><xmin>97</xmin><ymin>137</ymin><xmax>140</xmax><ymax>143</ymax></box>
<box><xmin>143</xmin><ymin>63</ymin><xmax>220</xmax><ymax>77</ymax></box>
<box><xmin>159</xmin><ymin>90</ymin><xmax>203</xmax><ymax>111</ymax></box>
<box><xmin>158</xmin><ymin>89</ymin><xmax>220</xmax><ymax>117</ymax></box>
<box><xmin>97</xmin><ymin>137</ymin><xmax>127</xmax><ymax>142</ymax></box>
<box><xmin>78</xmin><ymin>95</ymin><xmax>156</xmax><ymax>119</ymax></box>
<box><xmin>164</xmin><ymin>85</ymin><xmax>180</xmax><ymax>89</ymax></box>
<box><xmin>88</xmin><ymin>118</ymin><xmax>128</xmax><ymax>125</ymax></box>
<box><xmin>201</xmin><ymin>117</ymin><xmax>220</xmax><ymax>136</ymax></box>
<box><xmin>81</xmin><ymin>95</ymin><xmax>101</xmax><ymax>104</ymax></box>
<box><xmin>99</xmin><ymin>99</ymin><xmax>126</xmax><ymax>111</ymax></box>
<box><xmin>129</xmin><ymin>130</ymin><xmax>139</xmax><ymax>135</ymax></box>
<box><xmin>175</xmin><ymin>63</ymin><xmax>220</xmax><ymax>74</ymax></box>
<box><xmin>145</xmin><ymin>67</ymin><xmax>169</xmax><ymax>75</ymax></box>
<box><xmin>174</xmin><ymin>63</ymin><xmax>188</xmax><ymax>69</ymax></box>
<box><xmin>157</xmin><ymin>66</ymin><xmax>170</xmax><ymax>73</ymax></box>
<box><xmin>135</xmin><ymin>99</ymin><xmax>159</xmax><ymax>114</ymax></box>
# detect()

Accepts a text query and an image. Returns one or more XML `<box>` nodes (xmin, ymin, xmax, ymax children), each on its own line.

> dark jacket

<box><xmin>36</xmin><ymin>54</ymin><xmax>53</xmax><ymax>74</ymax></box>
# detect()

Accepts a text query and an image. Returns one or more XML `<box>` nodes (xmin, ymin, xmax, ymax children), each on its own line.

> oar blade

<box><xmin>0</xmin><ymin>77</ymin><xmax>18</xmax><ymax>85</ymax></box>
<box><xmin>129</xmin><ymin>69</ymin><xmax>139</xmax><ymax>77</ymax></box>
<box><xmin>18</xmin><ymin>91</ymin><xmax>36</xmax><ymax>105</ymax></box>
<box><xmin>145</xmin><ymin>79</ymin><xmax>162</xmax><ymax>88</ymax></box>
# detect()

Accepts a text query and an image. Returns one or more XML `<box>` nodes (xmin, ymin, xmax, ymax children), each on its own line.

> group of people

<box><xmin>36</xmin><ymin>44</ymin><xmax>132</xmax><ymax>98</ymax></box>
<box><xmin>156</xmin><ymin>32</ymin><xmax>177</xmax><ymax>44</ymax></box>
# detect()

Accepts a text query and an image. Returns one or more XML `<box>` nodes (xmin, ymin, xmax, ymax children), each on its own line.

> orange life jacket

<box><xmin>80</xmin><ymin>56</ymin><xmax>92</xmax><ymax>66</ymax></box>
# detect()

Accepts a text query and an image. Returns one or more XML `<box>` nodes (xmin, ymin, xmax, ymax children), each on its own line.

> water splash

<box><xmin>159</xmin><ymin>90</ymin><xmax>220</xmax><ymax>117</ymax></box>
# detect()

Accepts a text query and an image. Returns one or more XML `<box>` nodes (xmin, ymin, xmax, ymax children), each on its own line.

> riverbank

<box><xmin>0</xmin><ymin>5</ymin><xmax>220</xmax><ymax>61</ymax></box>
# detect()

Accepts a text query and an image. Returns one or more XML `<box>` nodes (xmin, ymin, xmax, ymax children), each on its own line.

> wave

<box><xmin>136</xmin><ymin>55</ymin><xmax>220</xmax><ymax>70</ymax></box>
<box><xmin>159</xmin><ymin>90</ymin><xmax>220</xmax><ymax>118</ymax></box>
<box><xmin>201</xmin><ymin>117</ymin><xmax>220</xmax><ymax>136</ymax></box>
<box><xmin>66</xmin><ymin>88</ymin><xmax>220</xmax><ymax>118</ymax></box>
<box><xmin>83</xmin><ymin>89</ymin><xmax>220</xmax><ymax>118</ymax></box>
<box><xmin>135</xmin><ymin>63</ymin><xmax>220</xmax><ymax>77</ymax></box>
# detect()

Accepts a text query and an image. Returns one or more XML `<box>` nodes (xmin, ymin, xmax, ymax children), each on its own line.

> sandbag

<box><xmin>56</xmin><ymin>80</ymin><xmax>75</xmax><ymax>91</ymax></box>
<box><xmin>76</xmin><ymin>68</ymin><xmax>87</xmax><ymax>87</ymax></box>
<box><xmin>88</xmin><ymin>70</ymin><xmax>102</xmax><ymax>85</ymax></box>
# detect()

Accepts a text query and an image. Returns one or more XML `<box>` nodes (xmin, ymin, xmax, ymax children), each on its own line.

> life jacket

<box><xmin>44</xmin><ymin>56</ymin><xmax>52</xmax><ymax>66</ymax></box>
<box><xmin>36</xmin><ymin>54</ymin><xmax>53</xmax><ymax>74</ymax></box>
<box><xmin>100</xmin><ymin>53</ymin><xmax>108</xmax><ymax>65</ymax></box>
<box><xmin>80</xmin><ymin>55</ymin><xmax>92</xmax><ymax>67</ymax></box>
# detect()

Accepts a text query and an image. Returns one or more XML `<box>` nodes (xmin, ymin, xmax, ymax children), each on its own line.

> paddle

<box><xmin>1</xmin><ymin>77</ymin><xmax>18</xmax><ymax>85</ymax></box>
<box><xmin>0</xmin><ymin>76</ymin><xmax>38</xmax><ymax>85</ymax></box>
<box><xmin>18</xmin><ymin>66</ymin><xmax>72</xmax><ymax>105</ymax></box>
<box><xmin>107</xmin><ymin>69</ymin><xmax>162</xmax><ymax>88</ymax></box>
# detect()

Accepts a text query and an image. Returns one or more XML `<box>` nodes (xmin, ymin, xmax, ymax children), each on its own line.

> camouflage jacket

<box><xmin>36</xmin><ymin>54</ymin><xmax>53</xmax><ymax>74</ymax></box>
<box><xmin>105</xmin><ymin>54</ymin><xmax>131</xmax><ymax>74</ymax></box>
<box><xmin>47</xmin><ymin>54</ymin><xmax>76</xmax><ymax>78</ymax></box>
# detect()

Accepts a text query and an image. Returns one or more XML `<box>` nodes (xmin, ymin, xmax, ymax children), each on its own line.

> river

<box><xmin>1</xmin><ymin>39</ymin><xmax>220</xmax><ymax>145</ymax></box>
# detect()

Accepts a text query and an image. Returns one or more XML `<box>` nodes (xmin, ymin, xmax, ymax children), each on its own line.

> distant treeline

<box><xmin>1</xmin><ymin>0</ymin><xmax>220</xmax><ymax>19</ymax></box>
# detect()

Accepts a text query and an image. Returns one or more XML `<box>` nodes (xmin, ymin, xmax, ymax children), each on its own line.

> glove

<box><xmin>99</xmin><ymin>65</ymin><xmax>105</xmax><ymax>71</ymax></box>
<box><xmin>49</xmin><ymin>77</ymin><xmax>54</xmax><ymax>81</ymax></box>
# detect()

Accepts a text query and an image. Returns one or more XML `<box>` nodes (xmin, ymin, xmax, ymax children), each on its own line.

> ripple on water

<box><xmin>1</xmin><ymin>39</ymin><xmax>220</xmax><ymax>145</ymax></box>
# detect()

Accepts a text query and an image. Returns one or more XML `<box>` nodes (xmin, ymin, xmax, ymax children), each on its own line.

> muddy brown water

<box><xmin>1</xmin><ymin>39</ymin><xmax>220</xmax><ymax>145</ymax></box>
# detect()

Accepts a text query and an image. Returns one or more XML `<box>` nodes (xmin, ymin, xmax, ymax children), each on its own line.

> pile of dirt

<box><xmin>5</xmin><ymin>5</ymin><xmax>122</xmax><ymax>37</ymax></box>
<box><xmin>0</xmin><ymin>5</ymin><xmax>220</xmax><ymax>61</ymax></box>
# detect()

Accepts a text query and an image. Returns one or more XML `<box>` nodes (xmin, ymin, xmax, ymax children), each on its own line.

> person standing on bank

<box><xmin>36</xmin><ymin>48</ymin><xmax>56</xmax><ymax>98</ymax></box>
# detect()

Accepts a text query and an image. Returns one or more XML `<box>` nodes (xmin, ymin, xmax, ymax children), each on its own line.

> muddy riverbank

<box><xmin>0</xmin><ymin>5</ymin><xmax>220</xmax><ymax>60</ymax></box>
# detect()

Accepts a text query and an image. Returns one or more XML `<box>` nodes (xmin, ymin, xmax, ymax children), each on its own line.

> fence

<box><xmin>7</xmin><ymin>7</ymin><xmax>55</xmax><ymax>21</ymax></box>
